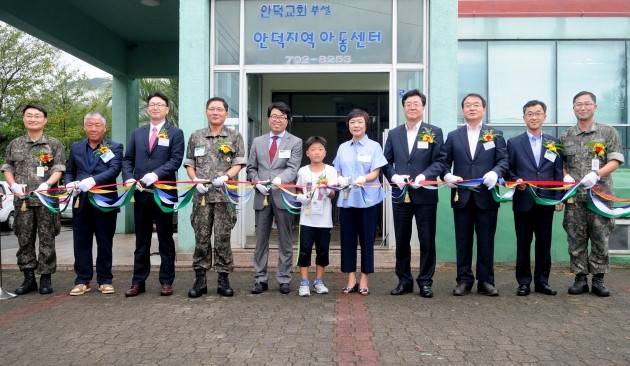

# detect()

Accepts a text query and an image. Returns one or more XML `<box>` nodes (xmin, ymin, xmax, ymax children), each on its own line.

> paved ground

<box><xmin>1</xmin><ymin>265</ymin><xmax>629</xmax><ymax>365</ymax></box>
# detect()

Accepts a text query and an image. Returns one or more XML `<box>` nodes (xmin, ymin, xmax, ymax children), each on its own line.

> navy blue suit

<box><xmin>122</xmin><ymin>123</ymin><xmax>184</xmax><ymax>286</ymax></box>
<box><xmin>65</xmin><ymin>137</ymin><xmax>123</xmax><ymax>285</ymax></box>
<box><xmin>383</xmin><ymin>122</ymin><xmax>445</xmax><ymax>288</ymax></box>
<box><xmin>506</xmin><ymin>132</ymin><xmax>563</xmax><ymax>287</ymax></box>
<box><xmin>441</xmin><ymin>125</ymin><xmax>508</xmax><ymax>286</ymax></box>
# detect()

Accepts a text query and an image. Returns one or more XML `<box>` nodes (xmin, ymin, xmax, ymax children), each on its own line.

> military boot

<box><xmin>568</xmin><ymin>274</ymin><xmax>588</xmax><ymax>295</ymax></box>
<box><xmin>188</xmin><ymin>269</ymin><xmax>207</xmax><ymax>298</ymax></box>
<box><xmin>217</xmin><ymin>273</ymin><xmax>234</xmax><ymax>297</ymax></box>
<box><xmin>15</xmin><ymin>269</ymin><xmax>38</xmax><ymax>295</ymax></box>
<box><xmin>591</xmin><ymin>274</ymin><xmax>610</xmax><ymax>297</ymax></box>
<box><xmin>39</xmin><ymin>274</ymin><xmax>53</xmax><ymax>294</ymax></box>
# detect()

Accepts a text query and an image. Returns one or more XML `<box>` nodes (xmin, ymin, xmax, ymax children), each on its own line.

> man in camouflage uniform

<box><xmin>1</xmin><ymin>104</ymin><xmax>65</xmax><ymax>295</ymax></box>
<box><xmin>184</xmin><ymin>97</ymin><xmax>245</xmax><ymax>298</ymax></box>
<box><xmin>560</xmin><ymin>91</ymin><xmax>624</xmax><ymax>297</ymax></box>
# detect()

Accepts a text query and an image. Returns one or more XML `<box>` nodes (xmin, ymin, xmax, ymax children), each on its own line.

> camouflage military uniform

<box><xmin>184</xmin><ymin>126</ymin><xmax>245</xmax><ymax>273</ymax></box>
<box><xmin>560</xmin><ymin>123</ymin><xmax>624</xmax><ymax>275</ymax></box>
<box><xmin>1</xmin><ymin>134</ymin><xmax>65</xmax><ymax>274</ymax></box>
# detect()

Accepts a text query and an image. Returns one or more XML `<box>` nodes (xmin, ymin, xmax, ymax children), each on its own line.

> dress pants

<box><xmin>514</xmin><ymin>205</ymin><xmax>554</xmax><ymax>286</ymax></box>
<box><xmin>339</xmin><ymin>205</ymin><xmax>379</xmax><ymax>274</ymax></box>
<box><xmin>132</xmin><ymin>198</ymin><xmax>176</xmax><ymax>286</ymax></box>
<box><xmin>393</xmin><ymin>202</ymin><xmax>437</xmax><ymax>287</ymax></box>
<box><xmin>73</xmin><ymin>203</ymin><xmax>117</xmax><ymax>285</ymax></box>
<box><xmin>453</xmin><ymin>196</ymin><xmax>498</xmax><ymax>285</ymax></box>
<box><xmin>253</xmin><ymin>194</ymin><xmax>293</xmax><ymax>284</ymax></box>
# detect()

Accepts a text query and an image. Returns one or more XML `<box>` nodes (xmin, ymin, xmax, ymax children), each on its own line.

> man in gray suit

<box><xmin>247</xmin><ymin>102</ymin><xmax>302</xmax><ymax>294</ymax></box>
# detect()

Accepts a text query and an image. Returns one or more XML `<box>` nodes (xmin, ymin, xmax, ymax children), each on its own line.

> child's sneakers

<box><xmin>299</xmin><ymin>280</ymin><xmax>311</xmax><ymax>297</ymax></box>
<box><xmin>313</xmin><ymin>279</ymin><xmax>329</xmax><ymax>294</ymax></box>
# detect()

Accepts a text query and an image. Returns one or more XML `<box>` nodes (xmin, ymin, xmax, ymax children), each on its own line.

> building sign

<box><xmin>244</xmin><ymin>1</ymin><xmax>392</xmax><ymax>65</ymax></box>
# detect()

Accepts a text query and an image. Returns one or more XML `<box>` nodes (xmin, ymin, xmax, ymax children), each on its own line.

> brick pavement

<box><xmin>0</xmin><ymin>266</ymin><xmax>628</xmax><ymax>365</ymax></box>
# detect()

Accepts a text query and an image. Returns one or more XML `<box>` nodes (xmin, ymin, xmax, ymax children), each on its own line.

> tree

<box><xmin>139</xmin><ymin>78</ymin><xmax>179</xmax><ymax>126</ymax></box>
<box><xmin>0</xmin><ymin>23</ymin><xmax>59</xmax><ymax>152</ymax></box>
<box><xmin>0</xmin><ymin>22</ymin><xmax>111</xmax><ymax>162</ymax></box>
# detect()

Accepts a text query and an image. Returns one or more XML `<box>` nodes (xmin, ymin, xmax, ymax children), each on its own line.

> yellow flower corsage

<box><xmin>543</xmin><ymin>139</ymin><xmax>563</xmax><ymax>155</ymax></box>
<box><xmin>588</xmin><ymin>141</ymin><xmax>606</xmax><ymax>157</ymax></box>
<box><xmin>418</xmin><ymin>128</ymin><xmax>435</xmax><ymax>144</ymax></box>
<box><xmin>479</xmin><ymin>129</ymin><xmax>502</xmax><ymax>142</ymax></box>
<box><xmin>94</xmin><ymin>142</ymin><xmax>112</xmax><ymax>156</ymax></box>
<box><xmin>35</xmin><ymin>152</ymin><xmax>53</xmax><ymax>164</ymax></box>
<box><xmin>157</xmin><ymin>128</ymin><xmax>168</xmax><ymax>140</ymax></box>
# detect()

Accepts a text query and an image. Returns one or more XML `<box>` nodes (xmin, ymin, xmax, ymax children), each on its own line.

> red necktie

<box><xmin>269</xmin><ymin>135</ymin><xmax>278</xmax><ymax>163</ymax></box>
<box><xmin>149</xmin><ymin>127</ymin><xmax>157</xmax><ymax>152</ymax></box>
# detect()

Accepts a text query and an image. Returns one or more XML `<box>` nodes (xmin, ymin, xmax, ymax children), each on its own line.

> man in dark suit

<box><xmin>441</xmin><ymin>93</ymin><xmax>508</xmax><ymax>296</ymax></box>
<box><xmin>122</xmin><ymin>92</ymin><xmax>184</xmax><ymax>297</ymax></box>
<box><xmin>506</xmin><ymin>100</ymin><xmax>563</xmax><ymax>296</ymax></box>
<box><xmin>383</xmin><ymin>90</ymin><xmax>445</xmax><ymax>298</ymax></box>
<box><xmin>65</xmin><ymin>112</ymin><xmax>123</xmax><ymax>296</ymax></box>
<box><xmin>246</xmin><ymin>102</ymin><xmax>302</xmax><ymax>295</ymax></box>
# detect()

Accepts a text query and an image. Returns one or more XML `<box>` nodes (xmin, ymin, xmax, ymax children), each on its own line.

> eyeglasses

<box><xmin>269</xmin><ymin>114</ymin><xmax>288</xmax><ymax>121</ymax></box>
<box><xmin>207</xmin><ymin>108</ymin><xmax>226</xmax><ymax>113</ymax></box>
<box><xmin>525</xmin><ymin>112</ymin><xmax>545</xmax><ymax>118</ymax></box>
<box><xmin>404</xmin><ymin>102</ymin><xmax>423</xmax><ymax>109</ymax></box>
<box><xmin>148</xmin><ymin>103</ymin><xmax>167</xmax><ymax>108</ymax></box>
<box><xmin>573</xmin><ymin>102</ymin><xmax>594</xmax><ymax>108</ymax></box>
<box><xmin>24</xmin><ymin>114</ymin><xmax>45</xmax><ymax>119</ymax></box>
<box><xmin>463</xmin><ymin>103</ymin><xmax>483</xmax><ymax>109</ymax></box>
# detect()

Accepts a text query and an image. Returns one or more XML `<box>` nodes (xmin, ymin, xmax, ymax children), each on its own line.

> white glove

<box><xmin>563</xmin><ymin>174</ymin><xmax>576</xmax><ymax>184</ymax></box>
<box><xmin>10</xmin><ymin>183</ymin><xmax>26</xmax><ymax>198</ymax></box>
<box><xmin>65</xmin><ymin>181</ymin><xmax>77</xmax><ymax>190</ymax></box>
<box><xmin>194</xmin><ymin>177</ymin><xmax>209</xmax><ymax>194</ymax></box>
<box><xmin>256</xmin><ymin>181</ymin><xmax>270</xmax><ymax>195</ymax></box>
<box><xmin>124</xmin><ymin>179</ymin><xmax>136</xmax><ymax>187</ymax></box>
<box><xmin>140</xmin><ymin>172</ymin><xmax>159</xmax><ymax>186</ymax></box>
<box><xmin>390</xmin><ymin>174</ymin><xmax>409</xmax><ymax>190</ymax></box>
<box><xmin>354</xmin><ymin>176</ymin><xmax>366</xmax><ymax>185</ymax></box>
<box><xmin>37</xmin><ymin>182</ymin><xmax>49</xmax><ymax>192</ymax></box>
<box><xmin>482</xmin><ymin>171</ymin><xmax>498</xmax><ymax>190</ymax></box>
<box><xmin>212</xmin><ymin>175</ymin><xmax>229</xmax><ymax>187</ymax></box>
<box><xmin>296</xmin><ymin>193</ymin><xmax>309</xmax><ymax>204</ymax></box>
<box><xmin>411</xmin><ymin>174</ymin><xmax>426</xmax><ymax>189</ymax></box>
<box><xmin>580</xmin><ymin>172</ymin><xmax>600</xmax><ymax>189</ymax></box>
<box><xmin>444</xmin><ymin>173</ymin><xmax>462</xmax><ymax>189</ymax></box>
<box><xmin>337</xmin><ymin>176</ymin><xmax>349</xmax><ymax>186</ymax></box>
<box><xmin>77</xmin><ymin>177</ymin><xmax>96</xmax><ymax>192</ymax></box>
<box><xmin>272</xmin><ymin>177</ymin><xmax>282</xmax><ymax>186</ymax></box>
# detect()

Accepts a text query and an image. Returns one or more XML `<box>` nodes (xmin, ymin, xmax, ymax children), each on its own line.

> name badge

<box><xmin>357</xmin><ymin>154</ymin><xmax>371</xmax><ymax>163</ymax></box>
<box><xmin>483</xmin><ymin>141</ymin><xmax>495</xmax><ymax>150</ymax></box>
<box><xmin>591</xmin><ymin>159</ymin><xmax>600</xmax><ymax>171</ymax></box>
<box><xmin>417</xmin><ymin>141</ymin><xmax>429</xmax><ymax>149</ymax></box>
<box><xmin>544</xmin><ymin>150</ymin><xmax>556</xmax><ymax>163</ymax></box>
<box><xmin>158</xmin><ymin>138</ymin><xmax>170</xmax><ymax>147</ymax></box>
<box><xmin>194</xmin><ymin>147</ymin><xmax>205</xmax><ymax>157</ymax></box>
<box><xmin>279</xmin><ymin>150</ymin><xmax>291</xmax><ymax>159</ymax></box>
<box><xmin>101</xmin><ymin>150</ymin><xmax>115</xmax><ymax>163</ymax></box>
<box><xmin>37</xmin><ymin>166</ymin><xmax>45</xmax><ymax>177</ymax></box>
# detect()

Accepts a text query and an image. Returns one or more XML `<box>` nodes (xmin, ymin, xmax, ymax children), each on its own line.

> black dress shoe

<box><xmin>534</xmin><ymin>283</ymin><xmax>557</xmax><ymax>296</ymax></box>
<box><xmin>279</xmin><ymin>283</ymin><xmax>291</xmax><ymax>294</ymax></box>
<box><xmin>390</xmin><ymin>284</ymin><xmax>413</xmax><ymax>296</ymax></box>
<box><xmin>453</xmin><ymin>283</ymin><xmax>471</xmax><ymax>296</ymax></box>
<box><xmin>125</xmin><ymin>284</ymin><xmax>146</xmax><ymax>297</ymax></box>
<box><xmin>477</xmin><ymin>282</ymin><xmax>499</xmax><ymax>296</ymax></box>
<box><xmin>251</xmin><ymin>282</ymin><xmax>268</xmax><ymax>294</ymax></box>
<box><xmin>419</xmin><ymin>286</ymin><xmax>433</xmax><ymax>298</ymax></box>
<box><xmin>517</xmin><ymin>284</ymin><xmax>530</xmax><ymax>296</ymax></box>
<box><xmin>160</xmin><ymin>284</ymin><xmax>173</xmax><ymax>296</ymax></box>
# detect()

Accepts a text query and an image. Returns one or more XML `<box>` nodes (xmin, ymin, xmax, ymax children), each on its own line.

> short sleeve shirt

<box><xmin>184</xmin><ymin>125</ymin><xmax>246</xmax><ymax>203</ymax></box>
<box><xmin>1</xmin><ymin>134</ymin><xmax>66</xmax><ymax>206</ymax></box>
<box><xmin>560</xmin><ymin>122</ymin><xmax>624</xmax><ymax>201</ymax></box>
<box><xmin>296</xmin><ymin>164</ymin><xmax>337</xmax><ymax>228</ymax></box>
<box><xmin>333</xmin><ymin>135</ymin><xmax>387</xmax><ymax>208</ymax></box>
